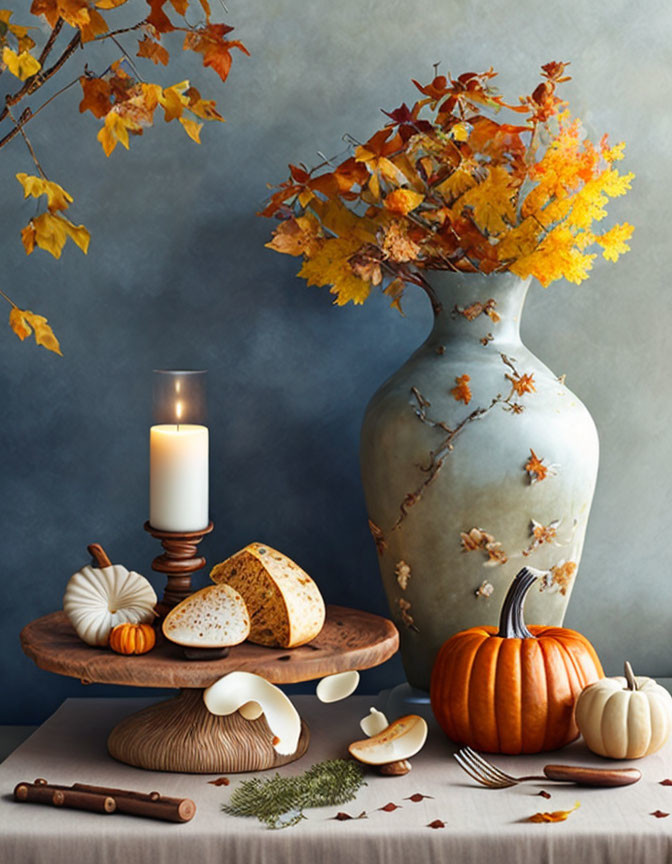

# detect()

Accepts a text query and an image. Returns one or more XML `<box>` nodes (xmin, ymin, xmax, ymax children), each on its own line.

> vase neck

<box><xmin>425</xmin><ymin>272</ymin><xmax>531</xmax><ymax>347</ymax></box>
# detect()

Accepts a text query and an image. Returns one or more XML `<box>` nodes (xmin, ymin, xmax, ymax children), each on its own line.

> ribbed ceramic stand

<box><xmin>107</xmin><ymin>688</ymin><xmax>310</xmax><ymax>772</ymax></box>
<box><xmin>20</xmin><ymin>606</ymin><xmax>399</xmax><ymax>774</ymax></box>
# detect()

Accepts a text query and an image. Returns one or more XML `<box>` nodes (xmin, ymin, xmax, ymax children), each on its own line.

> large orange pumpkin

<box><xmin>430</xmin><ymin>567</ymin><xmax>603</xmax><ymax>754</ymax></box>
<box><xmin>108</xmin><ymin>622</ymin><xmax>156</xmax><ymax>655</ymax></box>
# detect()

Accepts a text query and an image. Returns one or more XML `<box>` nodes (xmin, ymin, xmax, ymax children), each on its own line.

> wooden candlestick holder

<box><xmin>144</xmin><ymin>521</ymin><xmax>214</xmax><ymax>616</ymax></box>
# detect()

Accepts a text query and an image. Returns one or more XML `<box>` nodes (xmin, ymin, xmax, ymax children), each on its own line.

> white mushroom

<box><xmin>348</xmin><ymin>715</ymin><xmax>428</xmax><ymax>766</ymax></box>
<box><xmin>316</xmin><ymin>670</ymin><xmax>360</xmax><ymax>703</ymax></box>
<box><xmin>203</xmin><ymin>671</ymin><xmax>301</xmax><ymax>756</ymax></box>
<box><xmin>360</xmin><ymin>707</ymin><xmax>389</xmax><ymax>737</ymax></box>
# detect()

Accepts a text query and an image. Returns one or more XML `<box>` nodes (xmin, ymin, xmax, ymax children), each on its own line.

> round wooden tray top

<box><xmin>21</xmin><ymin>605</ymin><xmax>399</xmax><ymax>689</ymax></box>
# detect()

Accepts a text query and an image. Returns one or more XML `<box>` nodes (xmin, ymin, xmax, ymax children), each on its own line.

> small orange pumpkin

<box><xmin>108</xmin><ymin>622</ymin><xmax>156</xmax><ymax>655</ymax></box>
<box><xmin>430</xmin><ymin>567</ymin><xmax>603</xmax><ymax>754</ymax></box>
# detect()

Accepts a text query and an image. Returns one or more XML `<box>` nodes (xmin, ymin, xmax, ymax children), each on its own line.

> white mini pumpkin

<box><xmin>63</xmin><ymin>545</ymin><xmax>157</xmax><ymax>646</ymax></box>
<box><xmin>575</xmin><ymin>661</ymin><xmax>672</xmax><ymax>759</ymax></box>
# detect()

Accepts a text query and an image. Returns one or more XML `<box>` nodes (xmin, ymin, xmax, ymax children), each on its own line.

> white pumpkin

<box><xmin>64</xmin><ymin>546</ymin><xmax>157</xmax><ymax>646</ymax></box>
<box><xmin>575</xmin><ymin>662</ymin><xmax>672</xmax><ymax>759</ymax></box>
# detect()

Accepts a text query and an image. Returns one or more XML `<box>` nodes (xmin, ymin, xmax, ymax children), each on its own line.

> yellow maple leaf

<box><xmin>9</xmin><ymin>307</ymin><xmax>62</xmax><ymax>355</ymax></box>
<box><xmin>97</xmin><ymin>111</ymin><xmax>142</xmax><ymax>156</ymax></box>
<box><xmin>16</xmin><ymin>173</ymin><xmax>73</xmax><ymax>212</ymax></box>
<box><xmin>511</xmin><ymin>225</ymin><xmax>595</xmax><ymax>287</ymax></box>
<box><xmin>436</xmin><ymin>165</ymin><xmax>477</xmax><ymax>202</ymax></box>
<box><xmin>298</xmin><ymin>237</ymin><xmax>371</xmax><ymax>306</ymax></box>
<box><xmin>311</xmin><ymin>198</ymin><xmax>377</xmax><ymax>245</ymax></box>
<box><xmin>454</xmin><ymin>165</ymin><xmax>515</xmax><ymax>235</ymax></box>
<box><xmin>595</xmin><ymin>222</ymin><xmax>634</xmax><ymax>262</ymax></box>
<box><xmin>179</xmin><ymin>117</ymin><xmax>203</xmax><ymax>142</ymax></box>
<box><xmin>159</xmin><ymin>81</ymin><xmax>190</xmax><ymax>122</ymax></box>
<box><xmin>496</xmin><ymin>218</ymin><xmax>540</xmax><ymax>261</ymax></box>
<box><xmin>22</xmin><ymin>213</ymin><xmax>90</xmax><ymax>259</ymax></box>
<box><xmin>383</xmin><ymin>188</ymin><xmax>425</xmax><ymax>215</ymax></box>
<box><xmin>600</xmin><ymin>168</ymin><xmax>635</xmax><ymax>198</ymax></box>
<box><xmin>2</xmin><ymin>45</ymin><xmax>40</xmax><ymax>80</ymax></box>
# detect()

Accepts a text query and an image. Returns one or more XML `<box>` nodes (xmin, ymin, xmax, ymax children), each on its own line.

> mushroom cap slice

<box><xmin>348</xmin><ymin>715</ymin><xmax>428</xmax><ymax>765</ymax></box>
<box><xmin>162</xmin><ymin>583</ymin><xmax>250</xmax><ymax>648</ymax></box>
<box><xmin>316</xmin><ymin>670</ymin><xmax>360</xmax><ymax>703</ymax></box>
<box><xmin>360</xmin><ymin>707</ymin><xmax>389</xmax><ymax>737</ymax></box>
<box><xmin>203</xmin><ymin>671</ymin><xmax>301</xmax><ymax>756</ymax></box>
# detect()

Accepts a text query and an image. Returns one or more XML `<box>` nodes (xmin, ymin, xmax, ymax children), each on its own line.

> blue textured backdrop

<box><xmin>1</xmin><ymin>0</ymin><xmax>670</xmax><ymax>723</ymax></box>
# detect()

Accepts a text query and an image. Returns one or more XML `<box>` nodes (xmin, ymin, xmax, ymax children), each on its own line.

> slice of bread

<box><xmin>162</xmin><ymin>583</ymin><xmax>250</xmax><ymax>648</ymax></box>
<box><xmin>210</xmin><ymin>542</ymin><xmax>325</xmax><ymax>648</ymax></box>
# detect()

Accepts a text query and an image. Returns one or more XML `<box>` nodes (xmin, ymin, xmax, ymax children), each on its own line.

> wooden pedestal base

<box><xmin>107</xmin><ymin>688</ymin><xmax>310</xmax><ymax>774</ymax></box>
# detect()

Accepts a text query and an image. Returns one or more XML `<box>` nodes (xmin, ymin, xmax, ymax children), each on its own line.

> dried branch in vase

<box><xmin>262</xmin><ymin>61</ymin><xmax>633</xmax><ymax>312</ymax></box>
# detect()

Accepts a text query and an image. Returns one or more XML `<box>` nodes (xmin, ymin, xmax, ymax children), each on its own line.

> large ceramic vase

<box><xmin>360</xmin><ymin>271</ymin><xmax>599</xmax><ymax>691</ymax></box>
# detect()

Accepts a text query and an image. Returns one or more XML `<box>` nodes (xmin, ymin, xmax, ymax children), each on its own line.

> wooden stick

<box><xmin>14</xmin><ymin>783</ymin><xmax>115</xmax><ymax>814</ymax></box>
<box><xmin>87</xmin><ymin>544</ymin><xmax>112</xmax><ymax>568</ymax></box>
<box><xmin>14</xmin><ymin>781</ymin><xmax>196</xmax><ymax>823</ymax></box>
<box><xmin>72</xmin><ymin>783</ymin><xmax>195</xmax><ymax>822</ymax></box>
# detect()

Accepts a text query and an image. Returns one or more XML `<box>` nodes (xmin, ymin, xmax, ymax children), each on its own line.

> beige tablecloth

<box><xmin>1</xmin><ymin>695</ymin><xmax>671</xmax><ymax>864</ymax></box>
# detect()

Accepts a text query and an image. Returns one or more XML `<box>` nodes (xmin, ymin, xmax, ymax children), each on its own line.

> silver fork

<box><xmin>454</xmin><ymin>746</ymin><xmax>641</xmax><ymax>788</ymax></box>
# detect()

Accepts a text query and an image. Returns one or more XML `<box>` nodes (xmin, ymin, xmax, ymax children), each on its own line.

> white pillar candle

<box><xmin>149</xmin><ymin>424</ymin><xmax>209</xmax><ymax>532</ymax></box>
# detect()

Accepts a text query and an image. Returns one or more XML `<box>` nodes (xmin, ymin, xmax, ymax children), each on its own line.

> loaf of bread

<box><xmin>209</xmin><ymin>542</ymin><xmax>326</xmax><ymax>648</ymax></box>
<box><xmin>162</xmin><ymin>583</ymin><xmax>250</xmax><ymax>648</ymax></box>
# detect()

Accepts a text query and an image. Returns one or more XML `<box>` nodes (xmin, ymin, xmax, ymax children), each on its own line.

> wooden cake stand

<box><xmin>20</xmin><ymin>606</ymin><xmax>399</xmax><ymax>774</ymax></box>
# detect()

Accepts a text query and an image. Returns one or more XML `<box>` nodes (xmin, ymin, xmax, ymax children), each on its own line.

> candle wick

<box><xmin>177</xmin><ymin>423</ymin><xmax>180</xmax><ymax>432</ymax></box>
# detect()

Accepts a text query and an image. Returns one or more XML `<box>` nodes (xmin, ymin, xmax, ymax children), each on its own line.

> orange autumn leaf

<box><xmin>451</xmin><ymin>374</ymin><xmax>472</xmax><ymax>404</ymax></box>
<box><xmin>183</xmin><ymin>23</ymin><xmax>249</xmax><ymax>83</ymax></box>
<box><xmin>524</xmin><ymin>448</ymin><xmax>549</xmax><ymax>482</ymax></box>
<box><xmin>185</xmin><ymin>86</ymin><xmax>224</xmax><ymax>121</ymax></box>
<box><xmin>31</xmin><ymin>0</ymin><xmax>108</xmax><ymax>41</ymax></box>
<box><xmin>265</xmin><ymin>214</ymin><xmax>322</xmax><ymax>257</ymax></box>
<box><xmin>79</xmin><ymin>76</ymin><xmax>113</xmax><ymax>118</ymax></box>
<box><xmin>383</xmin><ymin>188</ymin><xmax>425</xmax><ymax>215</ymax></box>
<box><xmin>137</xmin><ymin>34</ymin><xmax>169</xmax><ymax>66</ymax></box>
<box><xmin>529</xmin><ymin>802</ymin><xmax>580</xmax><ymax>823</ymax></box>
<box><xmin>9</xmin><ymin>307</ymin><xmax>62</xmax><ymax>355</ymax></box>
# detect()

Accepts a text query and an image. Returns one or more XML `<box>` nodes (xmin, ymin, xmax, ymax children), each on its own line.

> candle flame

<box><xmin>175</xmin><ymin>401</ymin><xmax>183</xmax><ymax>422</ymax></box>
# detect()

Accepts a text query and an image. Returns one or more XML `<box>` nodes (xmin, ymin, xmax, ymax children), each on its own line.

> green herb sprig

<box><xmin>223</xmin><ymin>759</ymin><xmax>366</xmax><ymax>829</ymax></box>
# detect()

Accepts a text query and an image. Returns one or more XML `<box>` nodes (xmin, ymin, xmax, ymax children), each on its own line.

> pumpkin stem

<box><xmin>624</xmin><ymin>661</ymin><xmax>639</xmax><ymax>691</ymax></box>
<box><xmin>88</xmin><ymin>544</ymin><xmax>112</xmax><ymax>569</ymax></box>
<box><xmin>497</xmin><ymin>567</ymin><xmax>540</xmax><ymax>639</ymax></box>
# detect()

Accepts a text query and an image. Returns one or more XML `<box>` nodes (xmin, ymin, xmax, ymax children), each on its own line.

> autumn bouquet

<box><xmin>261</xmin><ymin>62</ymin><xmax>634</xmax><ymax>313</ymax></box>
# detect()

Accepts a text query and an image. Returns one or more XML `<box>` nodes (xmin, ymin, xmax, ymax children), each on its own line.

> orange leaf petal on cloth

<box><xmin>528</xmin><ymin>801</ymin><xmax>580</xmax><ymax>823</ymax></box>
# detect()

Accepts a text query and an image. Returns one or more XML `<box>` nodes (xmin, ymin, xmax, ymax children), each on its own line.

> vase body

<box><xmin>360</xmin><ymin>272</ymin><xmax>599</xmax><ymax>691</ymax></box>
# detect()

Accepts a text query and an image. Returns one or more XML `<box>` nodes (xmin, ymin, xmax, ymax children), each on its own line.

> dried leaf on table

<box><xmin>379</xmin><ymin>802</ymin><xmax>401</xmax><ymax>812</ymax></box>
<box><xmin>406</xmin><ymin>793</ymin><xmax>434</xmax><ymax>802</ymax></box>
<box><xmin>651</xmin><ymin>810</ymin><xmax>670</xmax><ymax>818</ymax></box>
<box><xmin>528</xmin><ymin>801</ymin><xmax>579</xmax><ymax>823</ymax></box>
<box><xmin>537</xmin><ymin>790</ymin><xmax>552</xmax><ymax>799</ymax></box>
<box><xmin>208</xmin><ymin>776</ymin><xmax>230</xmax><ymax>786</ymax></box>
<box><xmin>660</xmin><ymin>779</ymin><xmax>672</xmax><ymax>786</ymax></box>
<box><xmin>332</xmin><ymin>810</ymin><xmax>368</xmax><ymax>821</ymax></box>
<box><xmin>427</xmin><ymin>819</ymin><xmax>446</xmax><ymax>829</ymax></box>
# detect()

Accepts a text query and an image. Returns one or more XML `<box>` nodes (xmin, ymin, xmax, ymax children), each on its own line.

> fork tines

<box><xmin>454</xmin><ymin>746</ymin><xmax>517</xmax><ymax>788</ymax></box>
